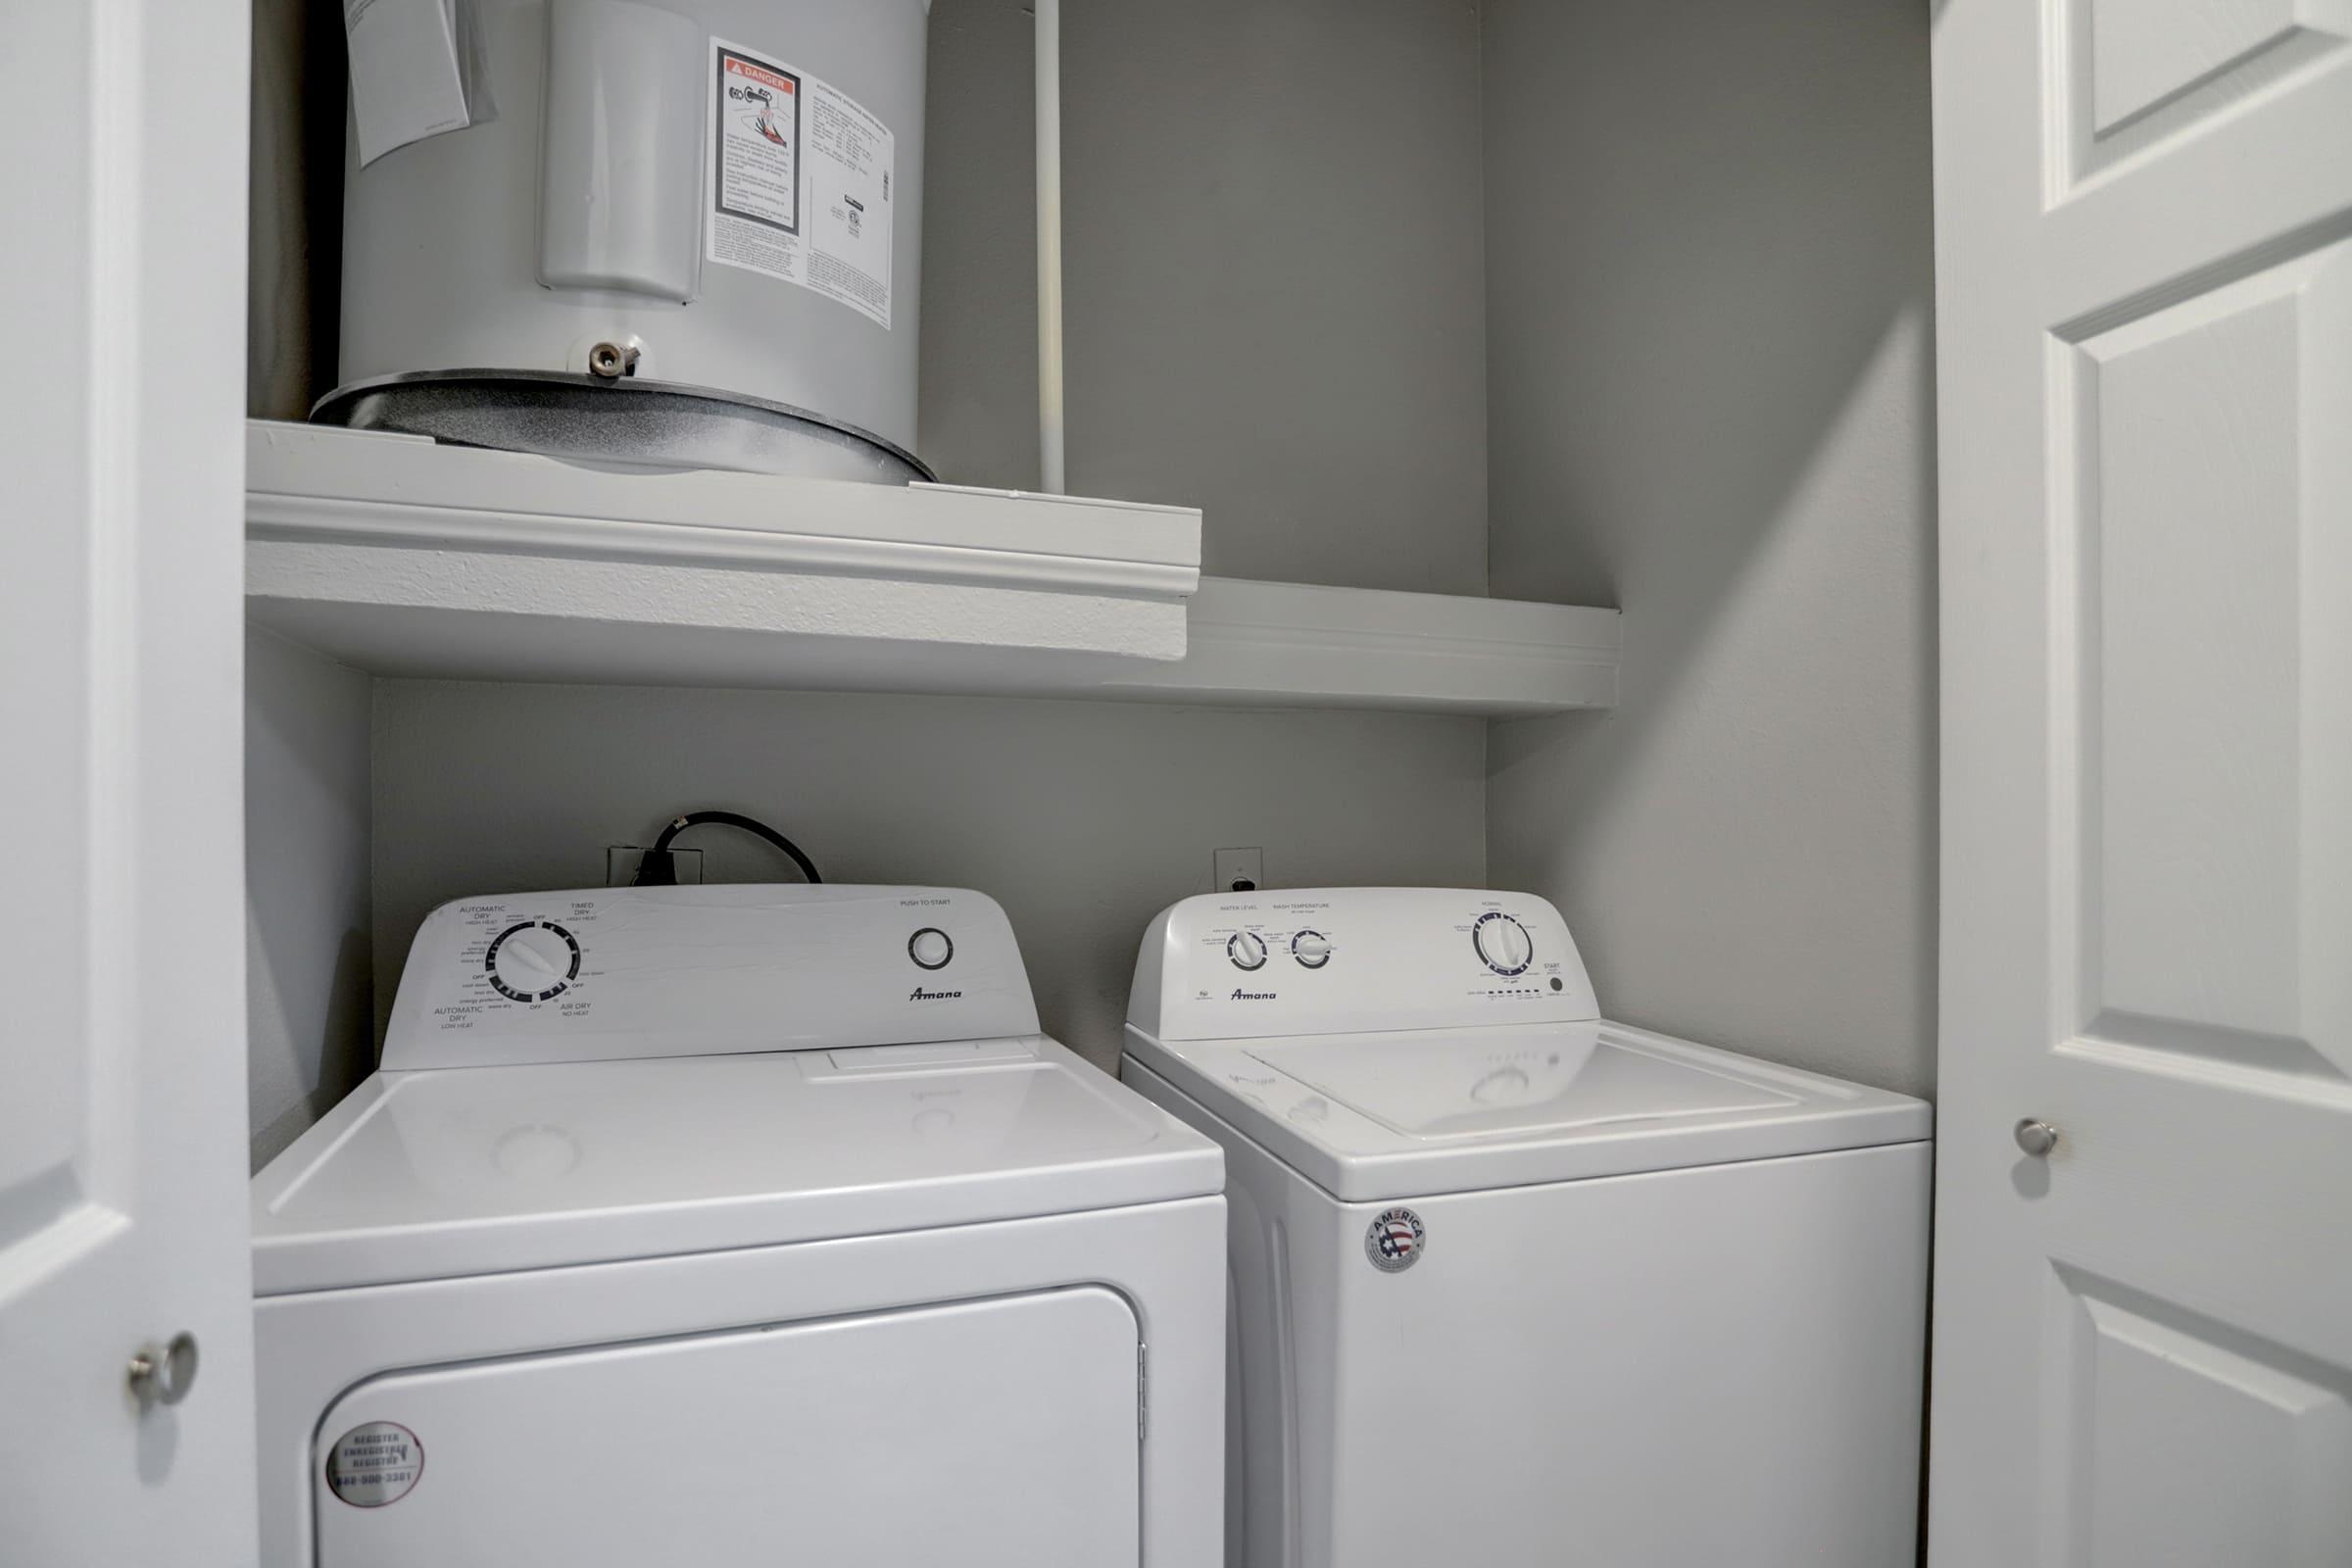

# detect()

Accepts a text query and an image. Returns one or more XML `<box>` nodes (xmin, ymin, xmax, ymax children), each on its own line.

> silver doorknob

<box><xmin>2014</xmin><ymin>1118</ymin><xmax>2060</xmax><ymax>1157</ymax></box>
<box><xmin>127</xmin><ymin>1332</ymin><xmax>199</xmax><ymax>1411</ymax></box>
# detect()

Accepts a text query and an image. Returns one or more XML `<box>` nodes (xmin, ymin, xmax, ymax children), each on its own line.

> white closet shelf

<box><xmin>245</xmin><ymin>420</ymin><xmax>1619</xmax><ymax>715</ymax></box>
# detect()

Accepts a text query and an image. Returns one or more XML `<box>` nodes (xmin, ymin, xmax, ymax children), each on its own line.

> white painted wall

<box><xmin>1480</xmin><ymin>0</ymin><xmax>1938</xmax><ymax>1097</ymax></box>
<box><xmin>368</xmin><ymin>683</ymin><xmax>1487</xmax><ymax>1070</ymax></box>
<box><xmin>922</xmin><ymin>0</ymin><xmax>1489</xmax><ymax>595</ymax></box>
<box><xmin>245</xmin><ymin>628</ymin><xmax>373</xmax><ymax>1168</ymax></box>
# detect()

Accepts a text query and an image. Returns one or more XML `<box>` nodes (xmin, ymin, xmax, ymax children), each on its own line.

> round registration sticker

<box><xmin>1365</xmin><ymin>1207</ymin><xmax>1427</xmax><ymax>1273</ymax></box>
<box><xmin>325</xmin><ymin>1421</ymin><xmax>423</xmax><ymax>1508</ymax></box>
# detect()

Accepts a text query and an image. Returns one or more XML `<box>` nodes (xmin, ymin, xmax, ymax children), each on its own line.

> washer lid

<box><xmin>250</xmin><ymin>1037</ymin><xmax>1222</xmax><ymax>1296</ymax></box>
<box><xmin>1124</xmin><ymin>1020</ymin><xmax>1931</xmax><ymax>1201</ymax></box>
<box><xmin>1247</xmin><ymin>1029</ymin><xmax>1798</xmax><ymax>1140</ymax></box>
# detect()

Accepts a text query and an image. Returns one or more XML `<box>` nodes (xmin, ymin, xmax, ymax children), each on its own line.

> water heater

<box><xmin>326</xmin><ymin>0</ymin><xmax>931</xmax><ymax>482</ymax></box>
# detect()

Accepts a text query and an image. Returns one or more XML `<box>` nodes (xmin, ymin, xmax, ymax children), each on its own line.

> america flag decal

<box><xmin>1364</xmin><ymin>1207</ymin><xmax>1427</xmax><ymax>1274</ymax></box>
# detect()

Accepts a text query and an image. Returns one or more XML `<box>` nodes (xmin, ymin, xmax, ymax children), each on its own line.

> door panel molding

<box><xmin>1931</xmin><ymin>0</ymin><xmax>2352</xmax><ymax>1559</ymax></box>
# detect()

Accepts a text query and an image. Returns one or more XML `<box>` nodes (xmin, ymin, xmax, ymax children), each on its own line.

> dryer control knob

<box><xmin>487</xmin><ymin>920</ymin><xmax>582</xmax><ymax>1002</ymax></box>
<box><xmin>1228</xmin><ymin>931</ymin><xmax>1269</xmax><ymax>971</ymax></box>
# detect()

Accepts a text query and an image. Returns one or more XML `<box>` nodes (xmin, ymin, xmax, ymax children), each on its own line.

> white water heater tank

<box><xmin>327</xmin><ymin>0</ymin><xmax>931</xmax><ymax>482</ymax></box>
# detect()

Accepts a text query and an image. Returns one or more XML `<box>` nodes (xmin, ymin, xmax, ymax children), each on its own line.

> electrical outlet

<box><xmin>605</xmin><ymin>846</ymin><xmax>705</xmax><ymax>887</ymax></box>
<box><xmin>1212</xmin><ymin>847</ymin><xmax>1263</xmax><ymax>893</ymax></box>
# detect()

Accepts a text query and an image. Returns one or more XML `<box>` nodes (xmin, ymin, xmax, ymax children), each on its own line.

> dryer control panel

<box><xmin>383</xmin><ymin>885</ymin><xmax>1040</xmax><ymax>1070</ymax></box>
<box><xmin>1127</xmin><ymin>888</ymin><xmax>1602</xmax><ymax>1043</ymax></box>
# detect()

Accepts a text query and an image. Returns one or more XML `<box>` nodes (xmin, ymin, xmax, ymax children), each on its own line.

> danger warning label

<box><xmin>713</xmin><ymin>48</ymin><xmax>801</xmax><ymax>235</ymax></box>
<box><xmin>709</xmin><ymin>36</ymin><xmax>895</xmax><ymax>329</ymax></box>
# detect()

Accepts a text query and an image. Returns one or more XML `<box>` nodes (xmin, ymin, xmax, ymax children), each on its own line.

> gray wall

<box><xmin>922</xmin><ymin>0</ymin><xmax>1489</xmax><ymax>595</ymax></box>
<box><xmin>240</xmin><ymin>0</ymin><xmax>1496</xmax><ymax>1161</ymax></box>
<box><xmin>1480</xmin><ymin>0</ymin><xmax>1938</xmax><ymax>1097</ymax></box>
<box><xmin>246</xmin><ymin>629</ymin><xmax>374</xmax><ymax>1168</ymax></box>
<box><xmin>244</xmin><ymin>0</ymin><xmax>1936</xmax><ymax>1161</ymax></box>
<box><xmin>368</xmin><ymin>683</ymin><xmax>1487</xmax><ymax>1071</ymax></box>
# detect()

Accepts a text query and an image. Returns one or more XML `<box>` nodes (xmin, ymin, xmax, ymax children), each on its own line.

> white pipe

<box><xmin>1035</xmin><ymin>0</ymin><xmax>1066</xmax><ymax>494</ymax></box>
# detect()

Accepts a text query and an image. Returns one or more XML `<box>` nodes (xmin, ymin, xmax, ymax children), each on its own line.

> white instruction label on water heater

<box><xmin>709</xmin><ymin>37</ymin><xmax>895</xmax><ymax>329</ymax></box>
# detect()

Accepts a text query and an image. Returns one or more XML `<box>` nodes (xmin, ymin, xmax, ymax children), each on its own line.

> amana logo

<box><xmin>1231</xmin><ymin>989</ymin><xmax>1277</xmax><ymax>1001</ymax></box>
<box><xmin>909</xmin><ymin>986</ymin><xmax>962</xmax><ymax>1002</ymax></box>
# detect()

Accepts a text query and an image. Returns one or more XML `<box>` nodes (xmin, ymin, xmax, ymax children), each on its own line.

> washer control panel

<box><xmin>1128</xmin><ymin>888</ymin><xmax>1602</xmax><ymax>1043</ymax></box>
<box><xmin>383</xmin><ymin>885</ymin><xmax>1040</xmax><ymax>1071</ymax></box>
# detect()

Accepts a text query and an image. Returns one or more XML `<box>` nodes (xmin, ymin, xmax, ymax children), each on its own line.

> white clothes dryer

<box><xmin>1121</xmin><ymin>887</ymin><xmax>1930</xmax><ymax>1568</ymax></box>
<box><xmin>252</xmin><ymin>884</ymin><xmax>1223</xmax><ymax>1567</ymax></box>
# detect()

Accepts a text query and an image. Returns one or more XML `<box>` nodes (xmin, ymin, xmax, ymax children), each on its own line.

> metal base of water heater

<box><xmin>313</xmin><ymin>370</ymin><xmax>936</xmax><ymax>485</ymax></box>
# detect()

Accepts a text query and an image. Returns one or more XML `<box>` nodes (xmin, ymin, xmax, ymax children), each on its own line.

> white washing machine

<box><xmin>1120</xmin><ymin>888</ymin><xmax>1931</xmax><ymax>1568</ymax></box>
<box><xmin>252</xmin><ymin>884</ymin><xmax>1224</xmax><ymax>1568</ymax></box>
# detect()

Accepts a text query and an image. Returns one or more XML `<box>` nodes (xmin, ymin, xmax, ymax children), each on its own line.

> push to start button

<box><xmin>908</xmin><ymin>928</ymin><xmax>954</xmax><ymax>969</ymax></box>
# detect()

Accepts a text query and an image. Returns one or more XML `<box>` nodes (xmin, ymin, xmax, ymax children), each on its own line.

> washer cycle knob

<box><xmin>1228</xmin><ymin>932</ymin><xmax>1269</xmax><ymax>971</ymax></box>
<box><xmin>1472</xmin><ymin>912</ymin><xmax>1533</xmax><ymax>975</ymax></box>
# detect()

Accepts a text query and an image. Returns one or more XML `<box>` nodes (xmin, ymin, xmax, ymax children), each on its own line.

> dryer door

<box><xmin>312</xmin><ymin>1287</ymin><xmax>1141</xmax><ymax>1567</ymax></box>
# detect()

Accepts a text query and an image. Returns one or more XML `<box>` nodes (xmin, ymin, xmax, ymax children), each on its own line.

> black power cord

<box><xmin>632</xmin><ymin>809</ymin><xmax>822</xmax><ymax>886</ymax></box>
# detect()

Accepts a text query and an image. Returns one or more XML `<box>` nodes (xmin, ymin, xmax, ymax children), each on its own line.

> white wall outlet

<box><xmin>1213</xmin><ymin>847</ymin><xmax>1263</xmax><ymax>893</ymax></box>
<box><xmin>605</xmin><ymin>845</ymin><xmax>705</xmax><ymax>886</ymax></box>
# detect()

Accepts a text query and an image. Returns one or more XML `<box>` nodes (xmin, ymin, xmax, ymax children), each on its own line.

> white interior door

<box><xmin>1930</xmin><ymin>3</ymin><xmax>2352</xmax><ymax>1564</ymax></box>
<box><xmin>0</xmin><ymin>1</ymin><xmax>258</xmax><ymax>1560</ymax></box>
